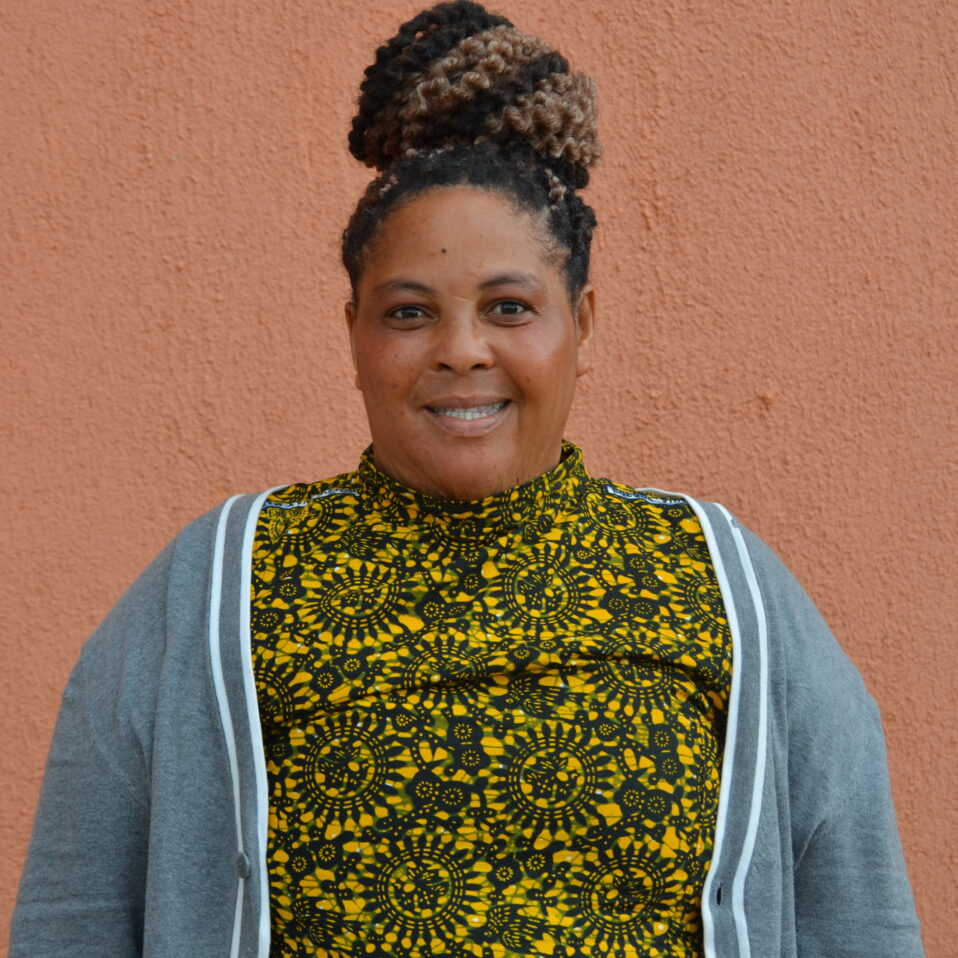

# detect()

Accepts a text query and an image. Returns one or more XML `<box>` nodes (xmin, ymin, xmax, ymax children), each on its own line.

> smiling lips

<box><xmin>428</xmin><ymin>401</ymin><xmax>509</xmax><ymax>421</ymax></box>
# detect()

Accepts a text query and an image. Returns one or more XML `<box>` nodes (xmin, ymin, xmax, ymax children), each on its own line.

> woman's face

<box><xmin>345</xmin><ymin>186</ymin><xmax>595</xmax><ymax>501</ymax></box>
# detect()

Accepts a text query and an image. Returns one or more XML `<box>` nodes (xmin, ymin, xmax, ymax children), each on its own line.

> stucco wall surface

<box><xmin>1</xmin><ymin>0</ymin><xmax>955</xmax><ymax>953</ymax></box>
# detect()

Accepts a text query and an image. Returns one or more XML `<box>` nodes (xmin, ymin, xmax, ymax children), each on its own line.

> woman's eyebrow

<box><xmin>372</xmin><ymin>278</ymin><xmax>434</xmax><ymax>295</ymax></box>
<box><xmin>478</xmin><ymin>271</ymin><xmax>542</xmax><ymax>291</ymax></box>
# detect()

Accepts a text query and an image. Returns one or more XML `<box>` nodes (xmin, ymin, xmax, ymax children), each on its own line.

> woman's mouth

<box><xmin>427</xmin><ymin>401</ymin><xmax>509</xmax><ymax>420</ymax></box>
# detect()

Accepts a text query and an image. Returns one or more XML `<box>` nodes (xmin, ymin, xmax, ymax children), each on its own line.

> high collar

<box><xmin>356</xmin><ymin>441</ymin><xmax>588</xmax><ymax>536</ymax></box>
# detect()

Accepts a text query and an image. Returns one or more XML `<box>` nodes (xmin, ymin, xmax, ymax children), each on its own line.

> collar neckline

<box><xmin>357</xmin><ymin>441</ymin><xmax>587</xmax><ymax>531</ymax></box>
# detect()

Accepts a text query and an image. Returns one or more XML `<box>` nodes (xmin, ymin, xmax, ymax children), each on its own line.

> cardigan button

<box><xmin>235</xmin><ymin>852</ymin><xmax>251</xmax><ymax>879</ymax></box>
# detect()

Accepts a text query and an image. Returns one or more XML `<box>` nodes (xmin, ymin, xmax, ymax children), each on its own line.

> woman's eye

<box><xmin>387</xmin><ymin>305</ymin><xmax>426</xmax><ymax>321</ymax></box>
<box><xmin>489</xmin><ymin>300</ymin><xmax>530</xmax><ymax>317</ymax></box>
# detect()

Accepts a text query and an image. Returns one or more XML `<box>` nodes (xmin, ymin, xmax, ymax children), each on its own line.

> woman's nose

<box><xmin>431</xmin><ymin>313</ymin><xmax>494</xmax><ymax>373</ymax></box>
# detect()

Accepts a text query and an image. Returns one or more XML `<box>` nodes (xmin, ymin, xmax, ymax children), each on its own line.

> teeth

<box><xmin>431</xmin><ymin>402</ymin><xmax>507</xmax><ymax>420</ymax></box>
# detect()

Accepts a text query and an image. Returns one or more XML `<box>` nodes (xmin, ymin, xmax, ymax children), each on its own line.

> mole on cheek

<box><xmin>441</xmin><ymin>248</ymin><xmax>447</xmax><ymax>254</ymax></box>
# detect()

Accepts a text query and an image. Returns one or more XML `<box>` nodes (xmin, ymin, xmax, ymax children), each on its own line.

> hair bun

<box><xmin>349</xmin><ymin>1</ymin><xmax>601</xmax><ymax>185</ymax></box>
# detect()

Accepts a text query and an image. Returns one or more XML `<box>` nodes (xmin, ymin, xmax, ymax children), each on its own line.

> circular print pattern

<box><xmin>315</xmin><ymin>566</ymin><xmax>398</xmax><ymax>627</ymax></box>
<box><xmin>304</xmin><ymin>725</ymin><xmax>385</xmax><ymax>808</ymax></box>
<box><xmin>342</xmin><ymin>833</ymin><xmax>487</xmax><ymax>953</ymax></box>
<box><xmin>509</xmin><ymin>738</ymin><xmax>596</xmax><ymax>815</ymax></box>
<box><xmin>565</xmin><ymin>845</ymin><xmax>693</xmax><ymax>954</ymax></box>
<box><xmin>378</xmin><ymin>851</ymin><xmax>465</xmax><ymax>922</ymax></box>
<box><xmin>584</xmin><ymin>488</ymin><xmax>649</xmax><ymax>539</ymax></box>
<box><xmin>501</xmin><ymin>548</ymin><xmax>581</xmax><ymax>625</ymax></box>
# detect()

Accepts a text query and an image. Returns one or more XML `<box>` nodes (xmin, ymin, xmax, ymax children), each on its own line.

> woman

<box><xmin>10</xmin><ymin>2</ymin><xmax>923</xmax><ymax>956</ymax></box>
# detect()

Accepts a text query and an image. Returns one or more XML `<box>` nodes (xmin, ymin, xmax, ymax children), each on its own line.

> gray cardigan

<box><xmin>10</xmin><ymin>491</ymin><xmax>924</xmax><ymax>957</ymax></box>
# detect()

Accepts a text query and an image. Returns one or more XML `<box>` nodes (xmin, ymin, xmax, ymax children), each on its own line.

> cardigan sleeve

<box><xmin>791</xmin><ymin>693</ymin><xmax>924</xmax><ymax>956</ymax></box>
<box><xmin>742</xmin><ymin>528</ymin><xmax>925</xmax><ymax>957</ymax></box>
<box><xmin>8</xmin><ymin>540</ymin><xmax>176</xmax><ymax>958</ymax></box>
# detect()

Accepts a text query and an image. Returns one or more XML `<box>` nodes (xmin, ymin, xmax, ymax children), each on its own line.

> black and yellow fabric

<box><xmin>251</xmin><ymin>443</ymin><xmax>731</xmax><ymax>958</ymax></box>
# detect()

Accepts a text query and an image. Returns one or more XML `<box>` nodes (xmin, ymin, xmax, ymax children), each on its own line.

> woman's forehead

<box><xmin>360</xmin><ymin>186</ymin><xmax>562</xmax><ymax>286</ymax></box>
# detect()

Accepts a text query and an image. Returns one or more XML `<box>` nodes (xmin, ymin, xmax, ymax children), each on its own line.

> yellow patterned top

<box><xmin>251</xmin><ymin>443</ymin><xmax>731</xmax><ymax>958</ymax></box>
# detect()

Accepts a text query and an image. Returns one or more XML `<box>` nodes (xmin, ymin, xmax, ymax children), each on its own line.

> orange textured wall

<box><xmin>2</xmin><ymin>1</ymin><xmax>955</xmax><ymax>953</ymax></box>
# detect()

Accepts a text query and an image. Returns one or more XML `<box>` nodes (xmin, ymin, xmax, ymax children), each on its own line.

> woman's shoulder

<box><xmin>126</xmin><ymin>469</ymin><xmax>363</xmax><ymax>589</ymax></box>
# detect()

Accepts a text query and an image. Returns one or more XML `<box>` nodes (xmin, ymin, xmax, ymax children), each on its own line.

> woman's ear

<box><xmin>574</xmin><ymin>284</ymin><xmax>596</xmax><ymax>378</ymax></box>
<box><xmin>344</xmin><ymin>300</ymin><xmax>361</xmax><ymax>390</ymax></box>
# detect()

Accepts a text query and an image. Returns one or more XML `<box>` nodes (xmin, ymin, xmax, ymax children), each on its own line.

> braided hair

<box><xmin>342</xmin><ymin>0</ymin><xmax>600</xmax><ymax>304</ymax></box>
